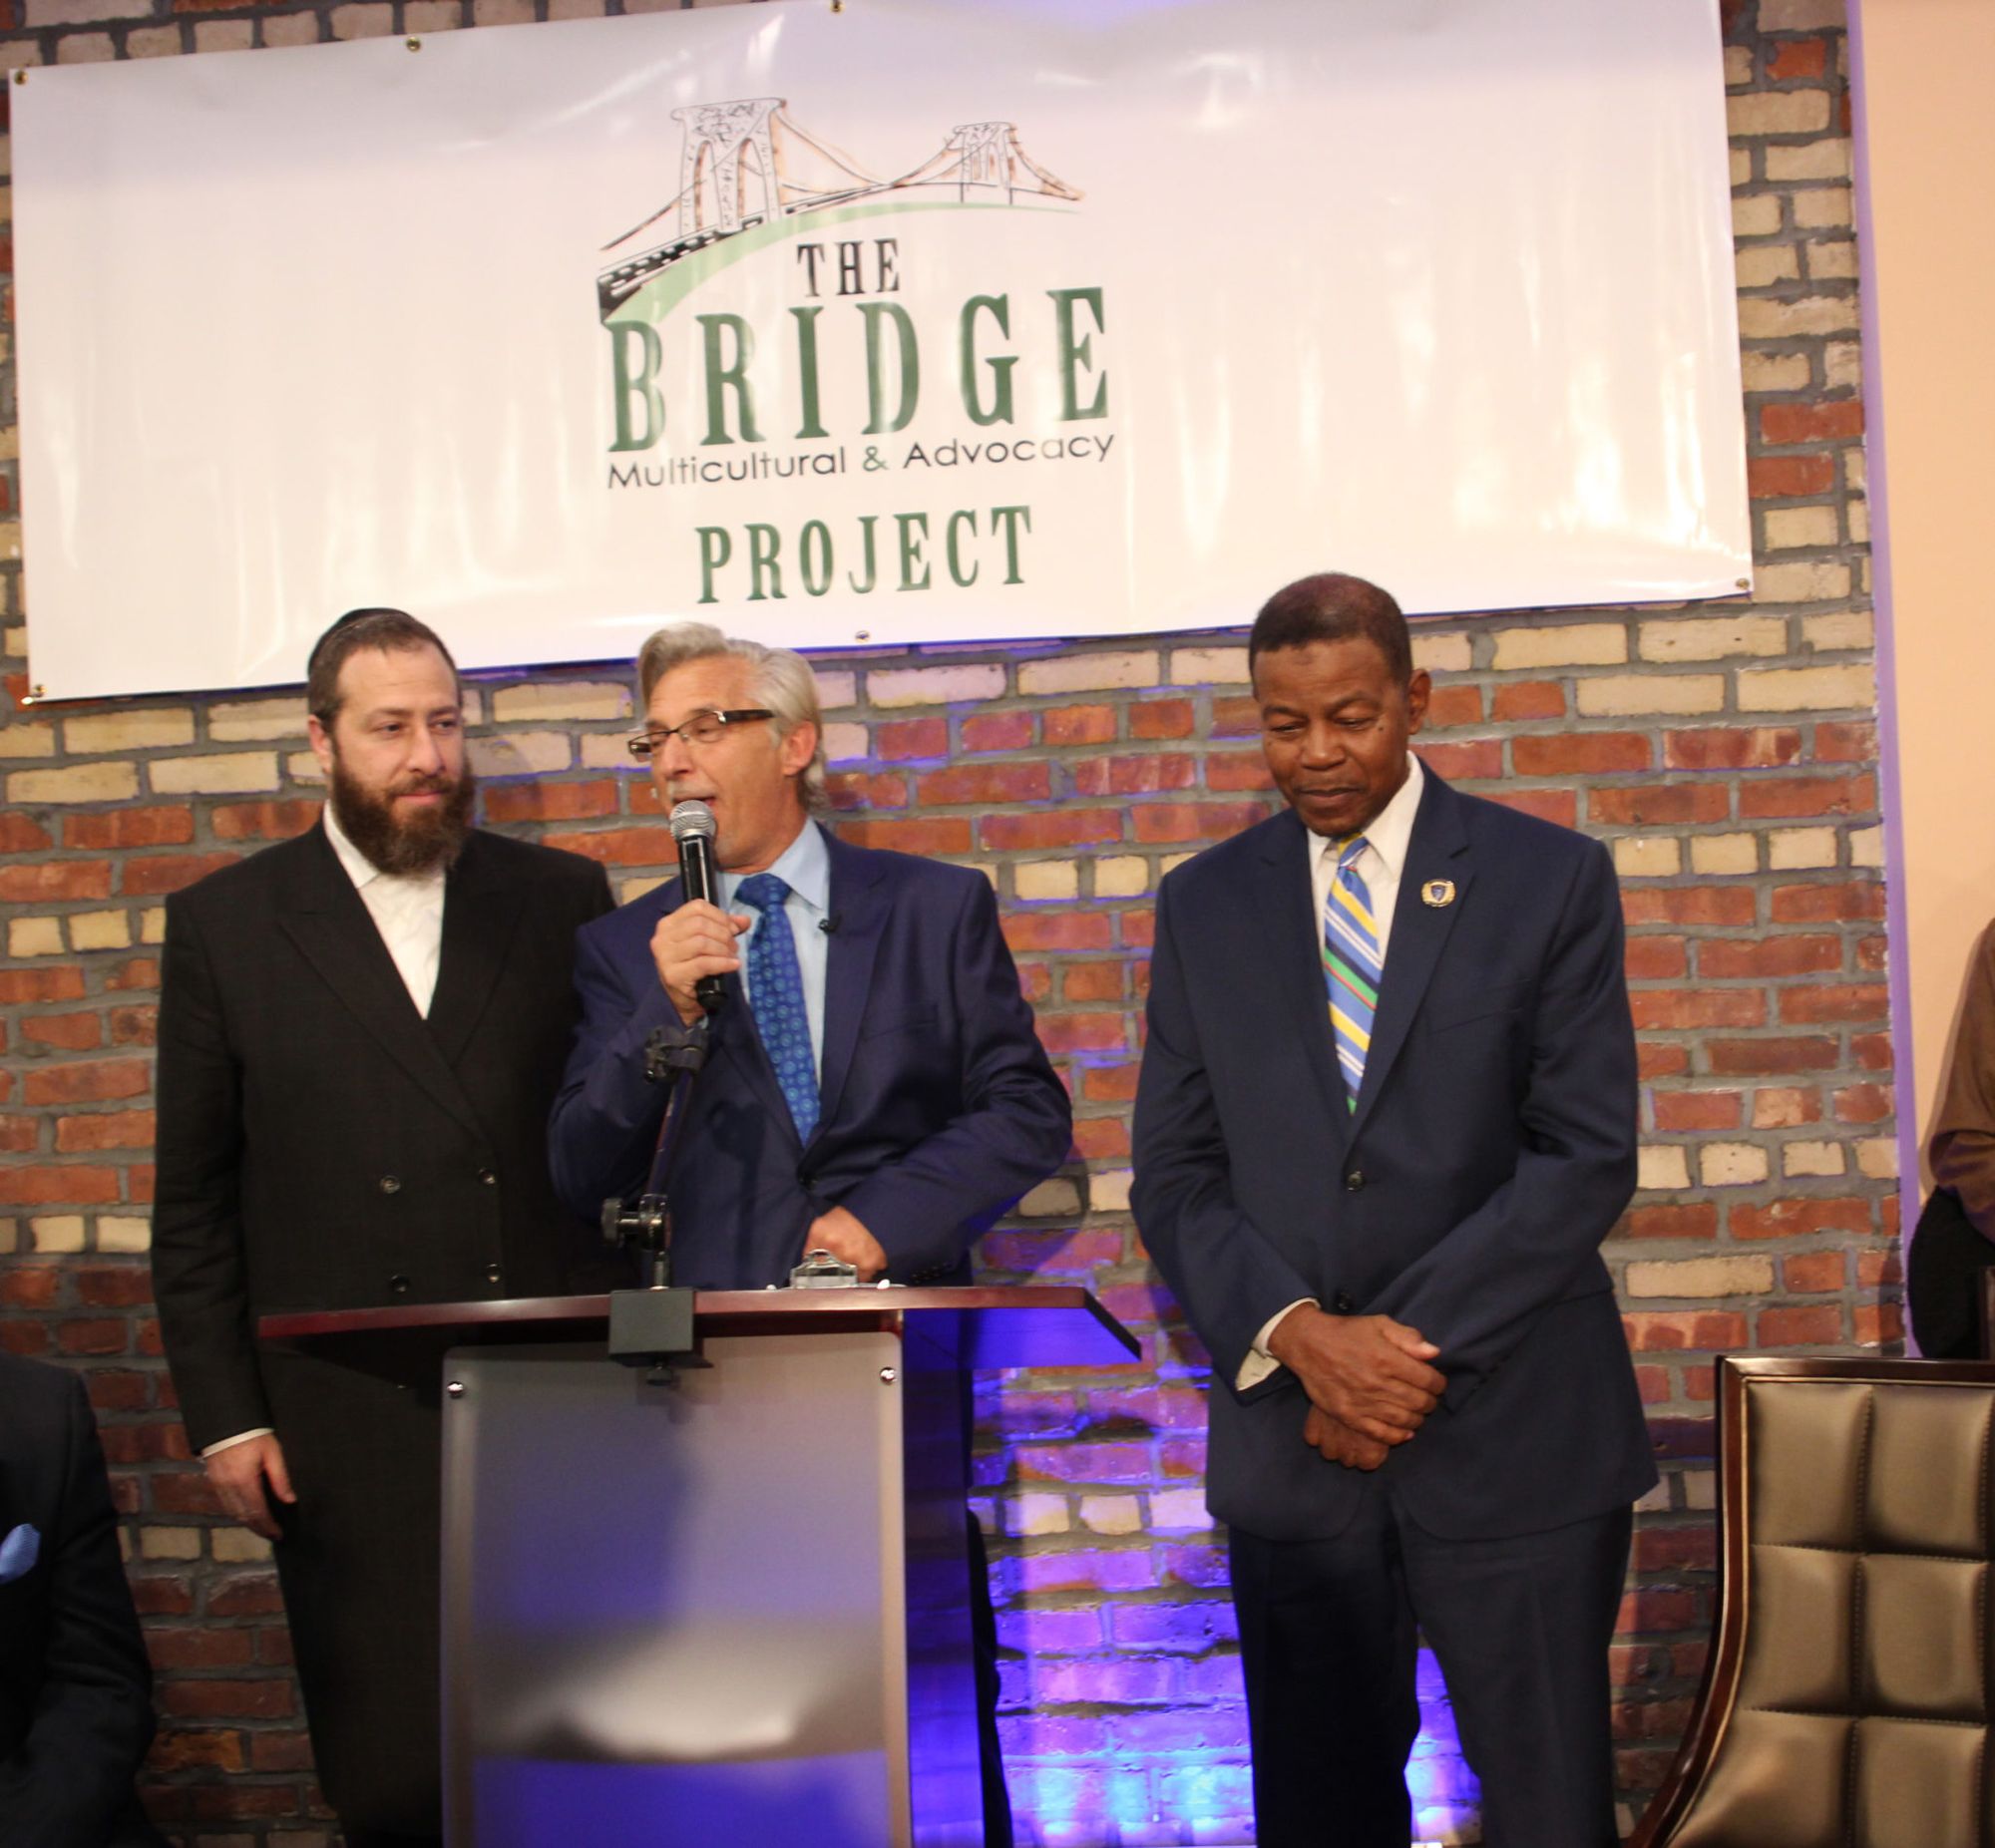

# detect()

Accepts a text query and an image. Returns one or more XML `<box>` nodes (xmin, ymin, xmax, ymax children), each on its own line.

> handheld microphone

<box><xmin>668</xmin><ymin>800</ymin><xmax>727</xmax><ymax>1014</ymax></box>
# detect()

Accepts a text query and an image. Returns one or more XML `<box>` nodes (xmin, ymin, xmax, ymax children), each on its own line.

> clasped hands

<box><xmin>1266</xmin><ymin>1303</ymin><xmax>1445</xmax><ymax>1472</ymax></box>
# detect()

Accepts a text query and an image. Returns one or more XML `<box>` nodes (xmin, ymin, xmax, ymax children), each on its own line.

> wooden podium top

<box><xmin>258</xmin><ymin>1285</ymin><xmax>1140</xmax><ymax>1371</ymax></box>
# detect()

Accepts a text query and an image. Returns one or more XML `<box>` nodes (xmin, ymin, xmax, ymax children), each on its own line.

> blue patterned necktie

<box><xmin>734</xmin><ymin>873</ymin><xmax>820</xmax><ymax>1141</ymax></box>
<box><xmin>1322</xmin><ymin>836</ymin><xmax>1382</xmax><ymax>1112</ymax></box>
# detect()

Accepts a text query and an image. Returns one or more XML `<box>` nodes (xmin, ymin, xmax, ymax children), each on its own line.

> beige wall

<box><xmin>1853</xmin><ymin>0</ymin><xmax>1995</xmax><ymax>1222</ymax></box>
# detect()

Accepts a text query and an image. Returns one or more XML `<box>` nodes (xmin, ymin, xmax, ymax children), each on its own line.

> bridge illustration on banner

<box><xmin>597</xmin><ymin>98</ymin><xmax>1082</xmax><ymax>316</ymax></box>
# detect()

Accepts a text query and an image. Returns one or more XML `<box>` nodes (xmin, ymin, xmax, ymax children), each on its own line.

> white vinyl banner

<box><xmin>13</xmin><ymin>0</ymin><xmax>1748</xmax><ymax>700</ymax></box>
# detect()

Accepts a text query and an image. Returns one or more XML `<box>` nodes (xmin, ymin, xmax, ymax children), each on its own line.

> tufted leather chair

<box><xmin>1631</xmin><ymin>1355</ymin><xmax>1995</xmax><ymax>1848</ymax></box>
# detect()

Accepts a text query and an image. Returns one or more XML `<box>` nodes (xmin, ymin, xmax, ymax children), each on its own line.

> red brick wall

<box><xmin>0</xmin><ymin>1</ymin><xmax>1881</xmax><ymax>1842</ymax></box>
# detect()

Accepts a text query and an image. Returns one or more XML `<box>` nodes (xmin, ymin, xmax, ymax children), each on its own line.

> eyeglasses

<box><xmin>625</xmin><ymin>708</ymin><xmax>775</xmax><ymax>759</ymax></box>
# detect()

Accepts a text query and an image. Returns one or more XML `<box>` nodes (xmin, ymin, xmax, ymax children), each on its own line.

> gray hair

<box><xmin>634</xmin><ymin>622</ymin><xmax>828</xmax><ymax>812</ymax></box>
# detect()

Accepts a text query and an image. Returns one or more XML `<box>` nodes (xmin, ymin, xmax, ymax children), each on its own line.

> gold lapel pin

<box><xmin>1421</xmin><ymin>879</ymin><xmax>1455</xmax><ymax>909</ymax></box>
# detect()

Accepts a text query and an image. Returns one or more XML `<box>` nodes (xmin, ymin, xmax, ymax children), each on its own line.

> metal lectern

<box><xmin>260</xmin><ymin>1287</ymin><xmax>1137</xmax><ymax>1847</ymax></box>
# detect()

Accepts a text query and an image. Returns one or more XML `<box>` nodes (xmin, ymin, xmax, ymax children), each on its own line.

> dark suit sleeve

<box><xmin>0</xmin><ymin>1372</ymin><xmax>159</xmax><ymax>1848</ymax></box>
<box><xmin>837</xmin><ymin>874</ymin><xmax>1072</xmax><ymax>1273</ymax></box>
<box><xmin>547</xmin><ymin>914</ymin><xmax>689</xmax><ymax>1220</ymax></box>
<box><xmin>1132</xmin><ymin>876</ymin><xmax>1322</xmax><ymax>1386</ymax></box>
<box><xmin>150</xmin><ymin>891</ymin><xmax>269</xmax><ymax>1451</ymax></box>
<box><xmin>573</xmin><ymin>860</ymin><xmax>616</xmax><ymax>929</ymax></box>
<box><xmin>1366</xmin><ymin>839</ymin><xmax>1638</xmax><ymax>1411</ymax></box>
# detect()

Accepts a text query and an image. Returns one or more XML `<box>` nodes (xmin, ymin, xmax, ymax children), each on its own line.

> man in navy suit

<box><xmin>549</xmin><ymin>621</ymin><xmax>1071</xmax><ymax>1841</ymax></box>
<box><xmin>0</xmin><ymin>1352</ymin><xmax>168</xmax><ymax>1848</ymax></box>
<box><xmin>1133</xmin><ymin>573</ymin><xmax>1655</xmax><ymax>1848</ymax></box>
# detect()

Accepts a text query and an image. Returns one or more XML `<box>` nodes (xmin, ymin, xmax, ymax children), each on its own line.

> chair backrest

<box><xmin>1634</xmin><ymin>1355</ymin><xmax>1995</xmax><ymax>1848</ymax></box>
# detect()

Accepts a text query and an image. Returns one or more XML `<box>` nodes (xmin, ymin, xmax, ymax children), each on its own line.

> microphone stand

<box><xmin>600</xmin><ymin>1018</ymin><xmax>714</xmax><ymax>1380</ymax></box>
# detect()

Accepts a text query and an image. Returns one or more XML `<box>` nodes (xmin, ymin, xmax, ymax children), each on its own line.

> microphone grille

<box><xmin>668</xmin><ymin>800</ymin><xmax>717</xmax><ymax>844</ymax></box>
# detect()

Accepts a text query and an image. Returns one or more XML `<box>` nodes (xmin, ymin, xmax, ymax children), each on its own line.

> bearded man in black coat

<box><xmin>152</xmin><ymin>609</ymin><xmax>611</xmax><ymax>1846</ymax></box>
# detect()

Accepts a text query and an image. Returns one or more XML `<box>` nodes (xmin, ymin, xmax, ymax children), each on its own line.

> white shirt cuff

<box><xmin>201</xmin><ymin>1427</ymin><xmax>275</xmax><ymax>1458</ymax></box>
<box><xmin>1234</xmin><ymin>1298</ymin><xmax>1318</xmax><ymax>1391</ymax></box>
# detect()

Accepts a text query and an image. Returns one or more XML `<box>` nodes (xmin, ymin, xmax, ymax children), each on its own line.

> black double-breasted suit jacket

<box><xmin>151</xmin><ymin>820</ymin><xmax>610</xmax><ymax>1832</ymax></box>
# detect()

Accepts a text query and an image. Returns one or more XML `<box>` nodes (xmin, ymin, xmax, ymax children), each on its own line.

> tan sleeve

<box><xmin>1930</xmin><ymin>923</ymin><xmax>1995</xmax><ymax>1240</ymax></box>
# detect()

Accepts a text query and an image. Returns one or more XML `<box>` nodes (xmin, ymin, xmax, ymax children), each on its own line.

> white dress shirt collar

<box><xmin>320</xmin><ymin>800</ymin><xmax>448</xmax><ymax>1017</ymax></box>
<box><xmin>320</xmin><ymin>798</ymin><xmax>447</xmax><ymax>899</ymax></box>
<box><xmin>1306</xmin><ymin>753</ymin><xmax>1425</xmax><ymax>967</ymax></box>
<box><xmin>1340</xmin><ymin>752</ymin><xmax>1424</xmax><ymax>884</ymax></box>
<box><xmin>720</xmin><ymin>814</ymin><xmax>830</xmax><ymax>918</ymax></box>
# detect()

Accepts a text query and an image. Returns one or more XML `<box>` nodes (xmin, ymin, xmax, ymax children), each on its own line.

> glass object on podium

<box><xmin>790</xmin><ymin>1248</ymin><xmax>862</xmax><ymax>1289</ymax></box>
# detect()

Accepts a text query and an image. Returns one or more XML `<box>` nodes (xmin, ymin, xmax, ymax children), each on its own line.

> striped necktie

<box><xmin>1322</xmin><ymin>836</ymin><xmax>1381</xmax><ymax>1111</ymax></box>
<box><xmin>734</xmin><ymin>873</ymin><xmax>820</xmax><ymax>1142</ymax></box>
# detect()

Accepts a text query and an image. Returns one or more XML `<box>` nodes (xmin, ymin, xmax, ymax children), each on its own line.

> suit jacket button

<box><xmin>1344</xmin><ymin>1170</ymin><xmax>1365</xmax><ymax>1192</ymax></box>
<box><xmin>478</xmin><ymin>1168</ymin><xmax>496</xmax><ymax>1187</ymax></box>
<box><xmin>484</xmin><ymin>1265</ymin><xmax>503</xmax><ymax>1287</ymax></box>
<box><xmin>1333</xmin><ymin>1292</ymin><xmax>1357</xmax><ymax>1314</ymax></box>
<box><xmin>389</xmin><ymin>1275</ymin><xmax>411</xmax><ymax>1294</ymax></box>
<box><xmin>378</xmin><ymin>1175</ymin><xmax>402</xmax><ymax>1195</ymax></box>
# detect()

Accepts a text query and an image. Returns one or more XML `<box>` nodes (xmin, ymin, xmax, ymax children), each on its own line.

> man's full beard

<box><xmin>330</xmin><ymin>757</ymin><xmax>477</xmax><ymax>877</ymax></box>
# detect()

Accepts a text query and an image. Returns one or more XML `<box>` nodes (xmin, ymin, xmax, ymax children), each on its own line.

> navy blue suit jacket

<box><xmin>0</xmin><ymin>1355</ymin><xmax>166</xmax><ymax>1848</ymax></box>
<box><xmin>1132</xmin><ymin>772</ymin><xmax>1657</xmax><ymax>1542</ymax></box>
<box><xmin>551</xmin><ymin>828</ymin><xmax>1072</xmax><ymax>1288</ymax></box>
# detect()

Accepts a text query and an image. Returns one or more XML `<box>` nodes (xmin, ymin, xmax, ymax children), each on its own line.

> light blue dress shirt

<box><xmin>719</xmin><ymin>819</ymin><xmax>830</xmax><ymax>1077</ymax></box>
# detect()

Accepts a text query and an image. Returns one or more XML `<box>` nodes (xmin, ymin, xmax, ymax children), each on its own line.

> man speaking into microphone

<box><xmin>549</xmin><ymin>621</ymin><xmax>1070</xmax><ymax>1288</ymax></box>
<box><xmin>548</xmin><ymin>623</ymin><xmax>1069</xmax><ymax>1842</ymax></box>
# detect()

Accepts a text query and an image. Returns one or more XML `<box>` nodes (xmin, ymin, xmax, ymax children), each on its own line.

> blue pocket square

<box><xmin>0</xmin><ymin>1522</ymin><xmax>42</xmax><ymax>1584</ymax></box>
